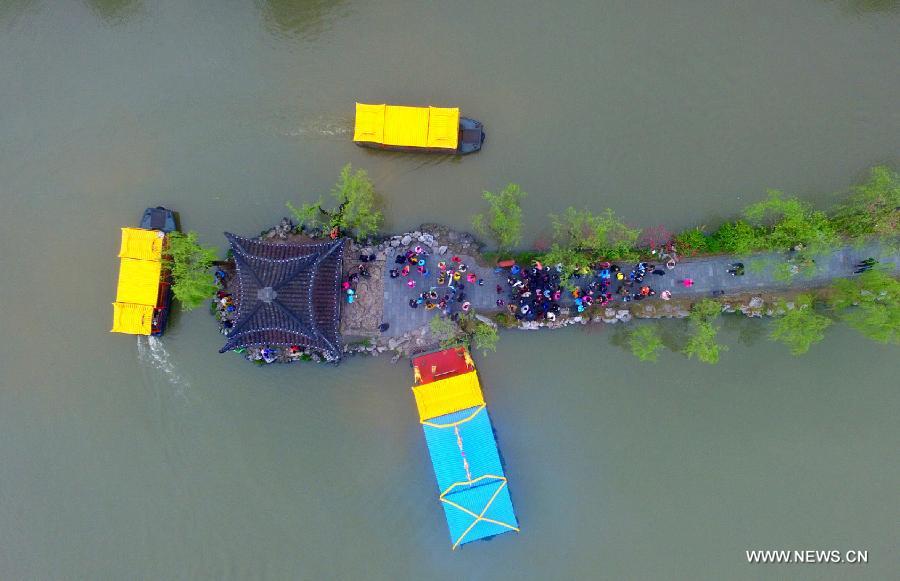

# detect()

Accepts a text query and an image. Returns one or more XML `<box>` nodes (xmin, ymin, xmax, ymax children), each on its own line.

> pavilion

<box><xmin>219</xmin><ymin>233</ymin><xmax>346</xmax><ymax>361</ymax></box>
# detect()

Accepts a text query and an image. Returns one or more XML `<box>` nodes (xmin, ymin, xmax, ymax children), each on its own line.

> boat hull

<box><xmin>355</xmin><ymin>117</ymin><xmax>485</xmax><ymax>155</ymax></box>
<box><xmin>142</xmin><ymin>206</ymin><xmax>176</xmax><ymax>336</ymax></box>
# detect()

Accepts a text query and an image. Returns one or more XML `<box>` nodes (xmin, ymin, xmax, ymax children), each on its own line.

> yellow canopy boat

<box><xmin>111</xmin><ymin>207</ymin><xmax>176</xmax><ymax>336</ymax></box>
<box><xmin>353</xmin><ymin>103</ymin><xmax>484</xmax><ymax>154</ymax></box>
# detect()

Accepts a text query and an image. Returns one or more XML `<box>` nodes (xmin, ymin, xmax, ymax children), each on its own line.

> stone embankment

<box><xmin>242</xmin><ymin>220</ymin><xmax>895</xmax><ymax>364</ymax></box>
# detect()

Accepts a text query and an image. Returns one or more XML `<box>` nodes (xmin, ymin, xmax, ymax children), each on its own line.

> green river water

<box><xmin>1</xmin><ymin>1</ymin><xmax>898</xmax><ymax>579</ymax></box>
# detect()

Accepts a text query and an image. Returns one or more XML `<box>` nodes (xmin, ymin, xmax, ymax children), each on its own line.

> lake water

<box><xmin>1</xmin><ymin>1</ymin><xmax>898</xmax><ymax>579</ymax></box>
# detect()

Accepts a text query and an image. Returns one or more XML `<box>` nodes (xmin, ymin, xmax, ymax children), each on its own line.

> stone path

<box><xmin>380</xmin><ymin>243</ymin><xmax>898</xmax><ymax>337</ymax></box>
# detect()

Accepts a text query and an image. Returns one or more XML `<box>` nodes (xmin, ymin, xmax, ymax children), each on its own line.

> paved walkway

<box><xmin>380</xmin><ymin>244</ymin><xmax>898</xmax><ymax>336</ymax></box>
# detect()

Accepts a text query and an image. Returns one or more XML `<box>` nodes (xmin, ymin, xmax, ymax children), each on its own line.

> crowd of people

<box><xmin>392</xmin><ymin>247</ymin><xmax>486</xmax><ymax>315</ymax></box>
<box><xmin>501</xmin><ymin>260</ymin><xmax>673</xmax><ymax>321</ymax></box>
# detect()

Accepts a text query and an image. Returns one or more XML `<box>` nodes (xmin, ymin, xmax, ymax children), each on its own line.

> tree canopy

<box><xmin>830</xmin><ymin>270</ymin><xmax>900</xmax><ymax>344</ymax></box>
<box><xmin>472</xmin><ymin>183</ymin><xmax>526</xmax><ymax>252</ymax></box>
<box><xmin>744</xmin><ymin>190</ymin><xmax>837</xmax><ymax>253</ymax></box>
<box><xmin>768</xmin><ymin>294</ymin><xmax>833</xmax><ymax>355</ymax></box>
<box><xmin>831</xmin><ymin>165</ymin><xmax>900</xmax><ymax>243</ymax></box>
<box><xmin>682</xmin><ymin>299</ymin><xmax>726</xmax><ymax>364</ymax></box>
<box><xmin>628</xmin><ymin>325</ymin><xmax>664</xmax><ymax>362</ymax></box>
<box><xmin>165</xmin><ymin>231</ymin><xmax>218</xmax><ymax>311</ymax></box>
<box><xmin>287</xmin><ymin>163</ymin><xmax>382</xmax><ymax>240</ymax></box>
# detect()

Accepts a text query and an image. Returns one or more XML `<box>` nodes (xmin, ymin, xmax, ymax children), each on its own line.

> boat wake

<box><xmin>137</xmin><ymin>335</ymin><xmax>191</xmax><ymax>403</ymax></box>
<box><xmin>281</xmin><ymin>116</ymin><xmax>352</xmax><ymax>138</ymax></box>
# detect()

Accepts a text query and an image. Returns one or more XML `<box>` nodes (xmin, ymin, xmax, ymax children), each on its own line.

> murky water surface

<box><xmin>1</xmin><ymin>1</ymin><xmax>898</xmax><ymax>579</ymax></box>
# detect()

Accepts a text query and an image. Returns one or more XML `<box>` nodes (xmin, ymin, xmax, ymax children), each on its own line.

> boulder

<box><xmin>474</xmin><ymin>314</ymin><xmax>498</xmax><ymax>329</ymax></box>
<box><xmin>389</xmin><ymin>239</ymin><xmax>400</xmax><ymax>248</ymax></box>
<box><xmin>749</xmin><ymin>296</ymin><xmax>764</xmax><ymax>308</ymax></box>
<box><xmin>437</xmin><ymin>245</ymin><xmax>448</xmax><ymax>255</ymax></box>
<box><xmin>400</xmin><ymin>235</ymin><xmax>412</xmax><ymax>246</ymax></box>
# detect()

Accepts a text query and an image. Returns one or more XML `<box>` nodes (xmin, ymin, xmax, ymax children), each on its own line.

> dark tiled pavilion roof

<box><xmin>220</xmin><ymin>233</ymin><xmax>346</xmax><ymax>361</ymax></box>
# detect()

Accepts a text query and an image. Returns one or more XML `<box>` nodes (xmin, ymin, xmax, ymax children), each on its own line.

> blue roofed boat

<box><xmin>411</xmin><ymin>347</ymin><xmax>519</xmax><ymax>549</ymax></box>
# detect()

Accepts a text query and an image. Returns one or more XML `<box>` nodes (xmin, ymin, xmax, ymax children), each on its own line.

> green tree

<box><xmin>768</xmin><ymin>294</ymin><xmax>833</xmax><ymax>355</ymax></box>
<box><xmin>332</xmin><ymin>163</ymin><xmax>382</xmax><ymax>239</ymax></box>
<box><xmin>628</xmin><ymin>324</ymin><xmax>664</xmax><ymax>362</ymax></box>
<box><xmin>744</xmin><ymin>190</ymin><xmax>837</xmax><ymax>253</ymax></box>
<box><xmin>165</xmin><ymin>231</ymin><xmax>218</xmax><ymax>311</ymax></box>
<box><xmin>287</xmin><ymin>163</ymin><xmax>382</xmax><ymax>240</ymax></box>
<box><xmin>830</xmin><ymin>270</ymin><xmax>900</xmax><ymax>344</ymax></box>
<box><xmin>682</xmin><ymin>299</ymin><xmax>727</xmax><ymax>364</ymax></box>
<box><xmin>831</xmin><ymin>165</ymin><xmax>900</xmax><ymax>242</ymax></box>
<box><xmin>472</xmin><ymin>183</ymin><xmax>526</xmax><ymax>252</ymax></box>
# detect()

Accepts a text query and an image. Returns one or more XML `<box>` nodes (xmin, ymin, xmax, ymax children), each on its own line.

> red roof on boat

<box><xmin>412</xmin><ymin>347</ymin><xmax>474</xmax><ymax>385</ymax></box>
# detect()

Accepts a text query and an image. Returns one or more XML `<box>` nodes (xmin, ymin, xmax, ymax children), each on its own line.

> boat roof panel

<box><xmin>425</xmin><ymin>107</ymin><xmax>460</xmax><ymax>149</ymax></box>
<box><xmin>352</xmin><ymin>103</ymin><xmax>385</xmax><ymax>143</ymax></box>
<box><xmin>353</xmin><ymin>103</ymin><xmax>459</xmax><ymax>150</ymax></box>
<box><xmin>111</xmin><ymin>302</ymin><xmax>154</xmax><ymax>335</ymax></box>
<box><xmin>412</xmin><ymin>371</ymin><xmax>484</xmax><ymax>422</ymax></box>
<box><xmin>383</xmin><ymin>105</ymin><xmax>429</xmax><ymax>147</ymax></box>
<box><xmin>116</xmin><ymin>258</ymin><xmax>162</xmax><ymax>306</ymax></box>
<box><xmin>119</xmin><ymin>227</ymin><xmax>164</xmax><ymax>261</ymax></box>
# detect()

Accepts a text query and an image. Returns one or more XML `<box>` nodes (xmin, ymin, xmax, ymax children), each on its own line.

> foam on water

<box><xmin>281</xmin><ymin>115</ymin><xmax>352</xmax><ymax>137</ymax></box>
<box><xmin>137</xmin><ymin>335</ymin><xmax>191</xmax><ymax>401</ymax></box>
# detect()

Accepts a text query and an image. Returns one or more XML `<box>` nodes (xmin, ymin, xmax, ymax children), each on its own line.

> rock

<box><xmin>474</xmin><ymin>314</ymin><xmax>498</xmax><ymax>328</ymax></box>
<box><xmin>616</xmin><ymin>310</ymin><xmax>632</xmax><ymax>322</ymax></box>
<box><xmin>412</xmin><ymin>231</ymin><xmax>421</xmax><ymax>239</ymax></box>
<box><xmin>390</xmin><ymin>239</ymin><xmax>400</xmax><ymax>248</ymax></box>
<box><xmin>605</xmin><ymin>308</ymin><xmax>616</xmax><ymax>319</ymax></box>
<box><xmin>749</xmin><ymin>296</ymin><xmax>764</xmax><ymax>308</ymax></box>
<box><xmin>786</xmin><ymin>301</ymin><xmax>795</xmax><ymax>310</ymax></box>
<box><xmin>437</xmin><ymin>245</ymin><xmax>448</xmax><ymax>255</ymax></box>
<box><xmin>400</xmin><ymin>235</ymin><xmax>412</xmax><ymax>246</ymax></box>
<box><xmin>387</xmin><ymin>337</ymin><xmax>409</xmax><ymax>350</ymax></box>
<box><xmin>422</xmin><ymin>233</ymin><xmax>435</xmax><ymax>246</ymax></box>
<box><xmin>375</xmin><ymin>250</ymin><xmax>387</xmax><ymax>261</ymax></box>
<box><xmin>602</xmin><ymin>317</ymin><xmax>618</xmax><ymax>324</ymax></box>
<box><xmin>520</xmin><ymin>321</ymin><xmax>541</xmax><ymax>330</ymax></box>
<box><xmin>390</xmin><ymin>353</ymin><xmax>402</xmax><ymax>364</ymax></box>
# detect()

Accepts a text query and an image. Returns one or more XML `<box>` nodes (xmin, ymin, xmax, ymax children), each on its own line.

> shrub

<box><xmin>165</xmin><ymin>231</ymin><xmax>219</xmax><ymax>311</ymax></box>
<box><xmin>429</xmin><ymin>313</ymin><xmax>500</xmax><ymax>356</ymax></box>
<box><xmin>628</xmin><ymin>324</ymin><xmax>664</xmax><ymax>362</ymax></box>
<box><xmin>550</xmin><ymin>207</ymin><xmax>640</xmax><ymax>260</ymax></box>
<box><xmin>674</xmin><ymin>227</ymin><xmax>711</xmax><ymax>256</ymax></box>
<box><xmin>768</xmin><ymin>294</ymin><xmax>833</xmax><ymax>355</ymax></box>
<box><xmin>472</xmin><ymin>183</ymin><xmax>526</xmax><ymax>252</ymax></box>
<box><xmin>709</xmin><ymin>220</ymin><xmax>762</xmax><ymax>254</ymax></box>
<box><xmin>830</xmin><ymin>270</ymin><xmax>900</xmax><ymax>344</ymax></box>
<box><xmin>429</xmin><ymin>315</ymin><xmax>463</xmax><ymax>349</ymax></box>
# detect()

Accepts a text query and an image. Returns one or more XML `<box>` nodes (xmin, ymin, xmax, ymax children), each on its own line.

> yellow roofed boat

<box><xmin>353</xmin><ymin>103</ymin><xmax>484</xmax><ymax>154</ymax></box>
<box><xmin>111</xmin><ymin>207</ymin><xmax>177</xmax><ymax>336</ymax></box>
